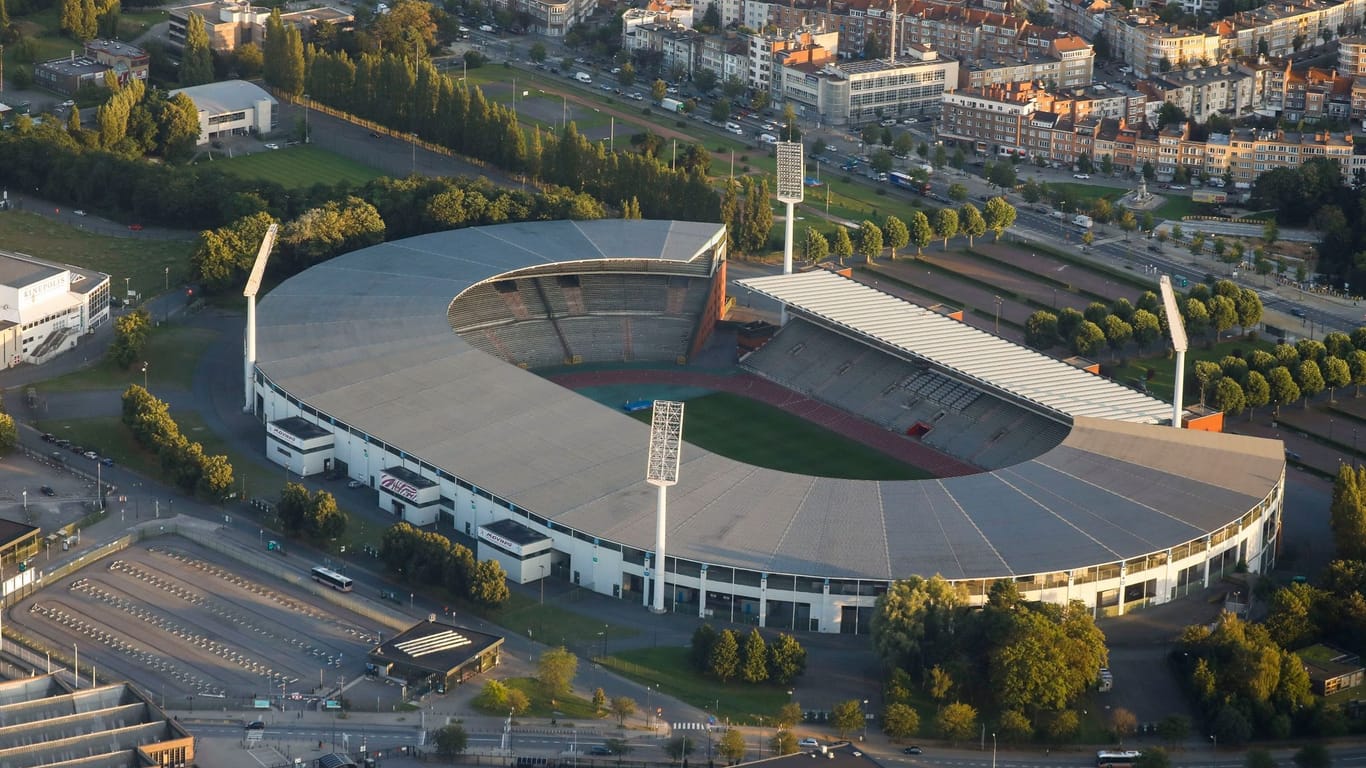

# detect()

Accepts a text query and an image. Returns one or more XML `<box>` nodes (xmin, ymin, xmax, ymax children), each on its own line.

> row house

<box><xmin>1054</xmin><ymin>0</ymin><xmax>1111</xmax><ymax>41</ymax></box>
<box><xmin>941</xmin><ymin>84</ymin><xmax>1361</xmax><ymax>183</ymax></box>
<box><xmin>700</xmin><ymin>35</ymin><xmax>749</xmax><ymax>83</ymax></box>
<box><xmin>1213</xmin><ymin>0</ymin><xmax>1366</xmax><ymax>62</ymax></box>
<box><xmin>956</xmin><ymin>33</ymin><xmax>1094</xmax><ymax>90</ymax></box>
<box><xmin>1149</xmin><ymin>64</ymin><xmax>1254</xmax><ymax>122</ymax></box>
<box><xmin>747</xmin><ymin>29</ymin><xmax>839</xmax><ymax>96</ymax></box>
<box><xmin>766</xmin><ymin>3</ymin><xmax>872</xmax><ymax>58</ymax></box>
<box><xmin>1236</xmin><ymin>54</ymin><xmax>1292</xmax><ymax>114</ymax></box>
<box><xmin>1037</xmin><ymin>82</ymin><xmax>1148</xmax><ymax>125</ymax></box>
<box><xmin>1282</xmin><ymin>66</ymin><xmax>1353</xmax><ymax>121</ymax></box>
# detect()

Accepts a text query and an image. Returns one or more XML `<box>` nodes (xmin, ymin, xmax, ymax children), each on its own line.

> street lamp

<box><xmin>1210</xmin><ymin>734</ymin><xmax>1217</xmax><ymax>751</ymax></box>
<box><xmin>164</xmin><ymin>266</ymin><xmax>169</xmax><ymax>291</ymax></box>
<box><xmin>141</xmin><ymin>361</ymin><xmax>148</xmax><ymax>390</ymax></box>
<box><xmin>21</xmin><ymin>490</ymin><xmax>26</xmax><ymax>514</ymax></box>
<box><xmin>992</xmin><ymin>732</ymin><xmax>997</xmax><ymax>768</ymax></box>
<box><xmin>994</xmin><ymin>295</ymin><xmax>1002</xmax><ymax>335</ymax></box>
<box><xmin>303</xmin><ymin>93</ymin><xmax>311</xmax><ymax>144</ymax></box>
<box><xmin>410</xmin><ymin>133</ymin><xmax>418</xmax><ymax>175</ymax></box>
<box><xmin>539</xmin><ymin>564</ymin><xmax>546</xmax><ymax>605</ymax></box>
<box><xmin>862</xmin><ymin>699</ymin><xmax>869</xmax><ymax>741</ymax></box>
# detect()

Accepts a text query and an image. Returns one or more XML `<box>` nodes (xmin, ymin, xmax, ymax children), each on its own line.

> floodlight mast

<box><xmin>775</xmin><ymin>142</ymin><xmax>805</xmax><ymax>326</ymax></box>
<box><xmin>1159</xmin><ymin>276</ymin><xmax>1189</xmax><ymax>429</ymax></box>
<box><xmin>645</xmin><ymin>400</ymin><xmax>685</xmax><ymax>614</ymax></box>
<box><xmin>243</xmin><ymin>223</ymin><xmax>279</xmax><ymax>412</ymax></box>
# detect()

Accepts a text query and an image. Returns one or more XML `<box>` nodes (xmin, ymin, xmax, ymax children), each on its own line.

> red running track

<box><xmin>548</xmin><ymin>369</ymin><xmax>981</xmax><ymax>478</ymax></box>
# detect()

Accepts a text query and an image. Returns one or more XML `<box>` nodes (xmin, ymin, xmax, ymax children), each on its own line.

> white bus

<box><xmin>310</xmin><ymin>566</ymin><xmax>353</xmax><ymax>592</ymax></box>
<box><xmin>1096</xmin><ymin>750</ymin><xmax>1141</xmax><ymax>768</ymax></box>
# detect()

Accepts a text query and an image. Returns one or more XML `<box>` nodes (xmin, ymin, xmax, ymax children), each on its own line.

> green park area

<box><xmin>0</xmin><ymin>211</ymin><xmax>191</xmax><ymax>299</ymax></box>
<box><xmin>601</xmin><ymin>646</ymin><xmax>792</xmax><ymax>725</ymax></box>
<box><xmin>630</xmin><ymin>392</ymin><xmax>932</xmax><ymax>480</ymax></box>
<box><xmin>215</xmin><ymin>145</ymin><xmax>384</xmax><ymax>189</ymax></box>
<box><xmin>1044</xmin><ymin>181</ymin><xmax>1202</xmax><ymax>222</ymax></box>
<box><xmin>1109</xmin><ymin>335</ymin><xmax>1277</xmax><ymax>405</ymax></box>
<box><xmin>487</xmin><ymin>589</ymin><xmax>639</xmax><ymax>648</ymax></box>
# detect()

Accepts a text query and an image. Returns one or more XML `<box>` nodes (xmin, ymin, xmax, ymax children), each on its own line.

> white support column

<box><xmin>775</xmin><ymin>143</ymin><xmax>804</xmax><ymax>328</ymax></box>
<box><xmin>698</xmin><ymin>565</ymin><xmax>709</xmax><ymax>619</ymax></box>
<box><xmin>244</xmin><ymin>295</ymin><xmax>256</xmax><ymax>411</ymax></box>
<box><xmin>645</xmin><ymin>401</ymin><xmax>684</xmax><ymax>615</ymax></box>
<box><xmin>651</xmin><ymin>486</ymin><xmax>668</xmax><ymax>614</ymax></box>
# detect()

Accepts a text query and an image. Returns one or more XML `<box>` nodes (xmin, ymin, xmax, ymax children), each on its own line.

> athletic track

<box><xmin>547</xmin><ymin>369</ymin><xmax>981</xmax><ymax>478</ymax></box>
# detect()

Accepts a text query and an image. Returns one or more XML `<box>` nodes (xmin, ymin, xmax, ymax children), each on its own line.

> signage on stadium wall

<box><xmin>478</xmin><ymin>527</ymin><xmax>524</xmax><ymax>557</ymax></box>
<box><xmin>267</xmin><ymin>422</ymin><xmax>306</xmax><ymax>449</ymax></box>
<box><xmin>380</xmin><ymin>473</ymin><xmax>420</xmax><ymax>502</ymax></box>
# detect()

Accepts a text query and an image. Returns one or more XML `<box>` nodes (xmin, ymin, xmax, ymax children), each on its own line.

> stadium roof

<box><xmin>255</xmin><ymin>220</ymin><xmax>1286</xmax><ymax>582</ymax></box>
<box><xmin>736</xmin><ymin>270</ymin><xmax>1173</xmax><ymax>424</ymax></box>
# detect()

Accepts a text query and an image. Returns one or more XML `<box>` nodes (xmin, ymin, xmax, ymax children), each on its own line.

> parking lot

<box><xmin>9</xmin><ymin>540</ymin><xmax>383</xmax><ymax>709</ymax></box>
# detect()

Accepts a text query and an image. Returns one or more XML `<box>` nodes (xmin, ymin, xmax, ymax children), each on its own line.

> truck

<box><xmin>1072</xmin><ymin>214</ymin><xmax>1093</xmax><ymax>229</ymax></box>
<box><xmin>1192</xmin><ymin>189</ymin><xmax>1228</xmax><ymax>204</ymax></box>
<box><xmin>660</xmin><ymin>97</ymin><xmax>685</xmax><ymax>113</ymax></box>
<box><xmin>575</xmin><ymin>72</ymin><xmax>592</xmax><ymax>84</ymax></box>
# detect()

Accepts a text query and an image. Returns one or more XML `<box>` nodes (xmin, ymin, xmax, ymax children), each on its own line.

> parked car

<box><xmin>101</xmin><ymin>457</ymin><xmax>115</xmax><ymax>467</ymax></box>
<box><xmin>40</xmin><ymin>486</ymin><xmax>55</xmax><ymax>496</ymax></box>
<box><xmin>1073</xmin><ymin>173</ymin><xmax>1091</xmax><ymax>179</ymax></box>
<box><xmin>798</xmin><ymin>738</ymin><xmax>820</xmax><ymax>748</ymax></box>
<box><xmin>589</xmin><ymin>746</ymin><xmax>613</xmax><ymax>756</ymax></box>
<box><xmin>903</xmin><ymin>747</ymin><xmax>924</xmax><ymax>755</ymax></box>
<box><xmin>40</xmin><ymin>433</ymin><xmax>54</xmax><ymax>442</ymax></box>
<box><xmin>1291</xmin><ymin>308</ymin><xmax>1308</xmax><ymax>318</ymax></box>
<box><xmin>83</xmin><ymin>451</ymin><xmax>98</xmax><ymax>461</ymax></box>
<box><xmin>347</xmin><ymin>479</ymin><xmax>364</xmax><ymax>489</ymax></box>
<box><xmin>245</xmin><ymin>720</ymin><xmax>265</xmax><ymax>730</ymax></box>
<box><xmin>73</xmin><ymin>209</ymin><xmax>87</xmax><ymax>216</ymax></box>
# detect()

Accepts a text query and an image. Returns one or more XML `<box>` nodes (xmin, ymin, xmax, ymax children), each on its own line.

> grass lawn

<box><xmin>1106</xmin><ymin>335</ymin><xmax>1276</xmax><ymax>404</ymax></box>
<box><xmin>630</xmin><ymin>392</ymin><xmax>932</xmax><ymax>480</ymax></box>
<box><xmin>1154</xmin><ymin>195</ymin><xmax>1201</xmax><ymax>220</ymax></box>
<box><xmin>600</xmin><ymin>646</ymin><xmax>791</xmax><ymax>725</ymax></box>
<box><xmin>0</xmin><ymin>211</ymin><xmax>193</xmax><ymax>299</ymax></box>
<box><xmin>38</xmin><ymin>324</ymin><xmax>214</xmax><ymax>393</ymax></box>
<box><xmin>1046</xmin><ymin>182</ymin><xmax>1128</xmax><ymax>204</ymax></box>
<box><xmin>215</xmin><ymin>145</ymin><xmax>384</xmax><ymax>188</ymax></box>
<box><xmin>486</xmin><ymin>590</ymin><xmax>639</xmax><ymax>648</ymax></box>
<box><xmin>501</xmin><ymin>677</ymin><xmax>600</xmax><ymax>719</ymax></box>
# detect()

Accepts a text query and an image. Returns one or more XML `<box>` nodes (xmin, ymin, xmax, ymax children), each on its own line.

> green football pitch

<box><xmin>632</xmin><ymin>392</ymin><xmax>933</xmax><ymax>480</ymax></box>
<box><xmin>215</xmin><ymin>145</ymin><xmax>383</xmax><ymax>188</ymax></box>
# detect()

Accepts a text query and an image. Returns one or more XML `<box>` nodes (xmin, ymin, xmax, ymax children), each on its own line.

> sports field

<box><xmin>215</xmin><ymin>145</ymin><xmax>383</xmax><ymax>188</ymax></box>
<box><xmin>631</xmin><ymin>392</ymin><xmax>932</xmax><ymax>480</ymax></box>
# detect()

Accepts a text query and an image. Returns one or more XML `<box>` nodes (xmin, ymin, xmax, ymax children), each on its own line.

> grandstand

<box><xmin>743</xmin><ymin>319</ymin><xmax>1066</xmax><ymax>469</ymax></box>
<box><xmin>253</xmin><ymin>220</ymin><xmax>1287</xmax><ymax>633</ymax></box>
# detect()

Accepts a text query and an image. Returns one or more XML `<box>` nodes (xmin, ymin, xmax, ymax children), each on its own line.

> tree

<box><xmin>858</xmin><ymin>220</ymin><xmax>884</xmax><ymax>264</ymax></box>
<box><xmin>1331</xmin><ymin>463</ymin><xmax>1366</xmax><ymax>560</ymax></box>
<box><xmin>1072</xmin><ymin>320</ymin><xmax>1106</xmax><ymax>357</ymax></box>
<box><xmin>908</xmin><ymin>210</ymin><xmax>932</xmax><ymax>257</ymax></box>
<box><xmin>1246</xmin><ymin>749</ymin><xmax>1278</xmax><ymax>768</ymax></box>
<box><xmin>1263</xmin><ymin>219</ymin><xmax>1279</xmax><ymax>248</ymax></box>
<box><xmin>1156</xmin><ymin>715</ymin><xmax>1190</xmax><ymax>746</ymax></box>
<box><xmin>0</xmin><ymin>414</ymin><xmax>17</xmax><ymax>455</ymax></box>
<box><xmin>709</xmin><ymin>629</ymin><xmax>740</xmax><ymax>682</ymax></box>
<box><xmin>830</xmin><ymin>699</ymin><xmax>863</xmax><ymax>739</ymax></box>
<box><xmin>1025</xmin><ymin>310</ymin><xmax>1059</xmax><ymax>348</ymax></box>
<box><xmin>767</xmin><ymin>634</ymin><xmax>806</xmax><ymax>684</ymax></box>
<box><xmin>983</xmin><ymin>197</ymin><xmax>1016</xmax><ymax>240</ymax></box>
<box><xmin>1212</xmin><ymin>378</ymin><xmax>1246</xmax><ymax>416</ymax></box>
<box><xmin>180</xmin><ymin>12</ymin><xmax>214</xmax><ymax>86</ymax></box>
<box><xmin>1047</xmin><ymin>710</ymin><xmax>1079</xmax><ymax>742</ymax></box>
<box><xmin>1131</xmin><ymin>309</ymin><xmax>1161</xmax><ymax>351</ymax></box>
<box><xmin>718</xmin><ymin>729</ymin><xmax>747</xmax><ymax>764</ymax></box>
<box><xmin>470</xmin><ymin>559</ymin><xmax>510</xmax><ymax>607</ymax></box>
<box><xmin>884</xmin><ymin>215</ymin><xmax>909</xmax><ymax>260</ymax></box>
<box><xmin>1110</xmin><ymin>707</ymin><xmax>1138</xmax><ymax>744</ymax></box>
<box><xmin>1268</xmin><ymin>366</ymin><xmax>1300</xmax><ymax>415</ymax></box>
<box><xmin>652</xmin><ymin>79</ymin><xmax>667</xmax><ymax>103</ymax></box>
<box><xmin>959</xmin><ymin>204</ymin><xmax>986</xmax><ymax>247</ymax></box>
<box><xmin>1324</xmin><ymin>356</ymin><xmax>1351</xmax><ymax>401</ymax></box>
<box><xmin>933</xmin><ymin>208</ymin><xmax>959</xmax><ymax>250</ymax></box>
<box><xmin>1297</xmin><ymin>359</ymin><xmax>1325</xmax><ymax>407</ymax></box>
<box><xmin>771</xmin><ymin>731</ymin><xmax>798</xmax><ymax>756</ymax></box>
<box><xmin>263</xmin><ymin>9</ymin><xmax>305</xmax><ymax>96</ymax></box>
<box><xmin>506</xmin><ymin>688</ymin><xmax>531</xmax><ymax>715</ymax></box>
<box><xmin>947</xmin><ymin>183</ymin><xmax>968</xmax><ymax>202</ymax></box>
<box><xmin>883</xmin><ymin>702</ymin><xmax>920</xmax><ymax>740</ymax></box>
<box><xmin>832</xmin><ymin>226</ymin><xmax>854</xmax><ymax>264</ymax></box>
<box><xmin>740</xmin><ymin>629</ymin><xmax>769</xmax><ymax>683</ymax></box>
<box><xmin>803</xmin><ymin>227</ymin><xmax>830</xmax><ymax>262</ymax></box>
<box><xmin>927</xmin><ymin>665</ymin><xmax>953</xmax><ymax>706</ymax></box>
<box><xmin>530</xmin><ymin>42</ymin><xmax>547</xmax><ymax>62</ymax></box>
<box><xmin>371</xmin><ymin>0</ymin><xmax>437</xmax><ymax>56</ymax></box>
<box><xmin>537</xmin><ymin>646</ymin><xmax>578</xmax><ymax>699</ymax></box>
<box><xmin>1102</xmin><ymin>315</ymin><xmax>1132</xmax><ymax>359</ymax></box>
<box><xmin>435</xmin><ymin>723</ymin><xmax>469</xmax><ymax>758</ymax></box>
<box><xmin>998</xmin><ymin>709</ymin><xmax>1032</xmax><ymax>744</ymax></box>
<box><xmin>610</xmin><ymin>696</ymin><xmax>637</xmax><ymax>726</ymax></box>
<box><xmin>592</xmin><ymin>687</ymin><xmax>607</xmax><ymax>715</ymax></box>
<box><xmin>775</xmin><ymin>702</ymin><xmax>803</xmax><ymax>729</ymax></box>
<box><xmin>936</xmin><ymin>702</ymin><xmax>977</xmax><ymax>743</ymax></box>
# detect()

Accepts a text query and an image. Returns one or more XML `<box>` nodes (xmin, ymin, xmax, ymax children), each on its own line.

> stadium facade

<box><xmin>251</xmin><ymin>220</ymin><xmax>1285</xmax><ymax>634</ymax></box>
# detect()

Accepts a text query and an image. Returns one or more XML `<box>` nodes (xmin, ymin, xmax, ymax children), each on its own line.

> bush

<box><xmin>121</xmin><ymin>385</ymin><xmax>235</xmax><ymax>499</ymax></box>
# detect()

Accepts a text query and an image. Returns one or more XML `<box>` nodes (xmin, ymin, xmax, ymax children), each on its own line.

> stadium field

<box><xmin>632</xmin><ymin>392</ymin><xmax>933</xmax><ymax>480</ymax></box>
<box><xmin>215</xmin><ymin>146</ymin><xmax>383</xmax><ymax>188</ymax></box>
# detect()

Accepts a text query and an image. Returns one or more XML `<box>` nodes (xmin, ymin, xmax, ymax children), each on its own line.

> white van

<box><xmin>575</xmin><ymin>72</ymin><xmax>592</xmax><ymax>84</ymax></box>
<box><xmin>725</xmin><ymin>121</ymin><xmax>744</xmax><ymax>135</ymax></box>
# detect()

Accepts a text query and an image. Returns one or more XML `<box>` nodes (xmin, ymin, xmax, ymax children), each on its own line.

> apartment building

<box><xmin>1213</xmin><ymin>0</ymin><xmax>1366</xmax><ymax>62</ymax></box>
<box><xmin>1102</xmin><ymin>11</ymin><xmax>1221</xmax><ymax>77</ymax></box>
<box><xmin>1340</xmin><ymin>34</ymin><xmax>1366</xmax><ymax>76</ymax></box>
<box><xmin>490</xmin><ymin>0</ymin><xmax>594</xmax><ymax>36</ymax></box>
<box><xmin>939</xmin><ymin>81</ymin><xmax>1039</xmax><ymax>154</ymax></box>
<box><xmin>1148</xmin><ymin>64</ymin><xmax>1254</xmax><ymax>121</ymax></box>
<box><xmin>34</xmin><ymin>40</ymin><xmax>148</xmax><ymax>95</ymax></box>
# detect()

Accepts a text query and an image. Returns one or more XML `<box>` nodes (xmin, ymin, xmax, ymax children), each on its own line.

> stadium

<box><xmin>251</xmin><ymin>219</ymin><xmax>1286</xmax><ymax>634</ymax></box>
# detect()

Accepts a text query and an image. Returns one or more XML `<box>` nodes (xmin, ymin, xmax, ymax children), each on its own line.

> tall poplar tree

<box><xmin>180</xmin><ymin>12</ymin><xmax>213</xmax><ymax>85</ymax></box>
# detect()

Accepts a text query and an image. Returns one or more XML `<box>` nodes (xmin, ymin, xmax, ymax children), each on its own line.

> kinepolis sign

<box><xmin>380</xmin><ymin>473</ymin><xmax>420</xmax><ymax>501</ymax></box>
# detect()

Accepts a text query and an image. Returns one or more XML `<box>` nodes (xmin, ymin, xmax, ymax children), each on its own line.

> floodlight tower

<box><xmin>775</xmin><ymin>141</ymin><xmax>805</xmax><ymax>326</ymax></box>
<box><xmin>645</xmin><ymin>400</ymin><xmax>685</xmax><ymax>614</ymax></box>
<box><xmin>1159</xmin><ymin>275</ymin><xmax>1189</xmax><ymax>428</ymax></box>
<box><xmin>243</xmin><ymin>223</ymin><xmax>279</xmax><ymax>412</ymax></box>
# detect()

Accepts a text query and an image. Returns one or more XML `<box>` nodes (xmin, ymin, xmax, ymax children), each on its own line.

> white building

<box><xmin>170</xmin><ymin>79</ymin><xmax>278</xmax><ymax>145</ymax></box>
<box><xmin>0</xmin><ymin>250</ymin><xmax>111</xmax><ymax>369</ymax></box>
<box><xmin>781</xmin><ymin>46</ymin><xmax>959</xmax><ymax>127</ymax></box>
